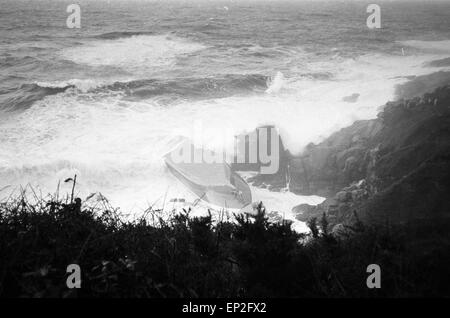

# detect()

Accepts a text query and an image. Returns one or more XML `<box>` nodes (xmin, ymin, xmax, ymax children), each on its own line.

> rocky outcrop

<box><xmin>231</xmin><ymin>125</ymin><xmax>290</xmax><ymax>191</ymax></box>
<box><xmin>288</xmin><ymin>119</ymin><xmax>381</xmax><ymax>197</ymax></box>
<box><xmin>342</xmin><ymin>93</ymin><xmax>360</xmax><ymax>103</ymax></box>
<box><xmin>294</xmin><ymin>179</ymin><xmax>369</xmax><ymax>224</ymax></box>
<box><xmin>290</xmin><ymin>85</ymin><xmax>450</xmax><ymax>225</ymax></box>
<box><xmin>394</xmin><ymin>71</ymin><xmax>450</xmax><ymax>100</ymax></box>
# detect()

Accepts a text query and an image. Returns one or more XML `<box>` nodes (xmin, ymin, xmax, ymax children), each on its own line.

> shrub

<box><xmin>1</xmin><ymin>192</ymin><xmax>450</xmax><ymax>297</ymax></box>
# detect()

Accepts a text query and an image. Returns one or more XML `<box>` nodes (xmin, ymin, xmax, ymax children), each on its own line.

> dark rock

<box><xmin>232</xmin><ymin>125</ymin><xmax>290</xmax><ymax>189</ymax></box>
<box><xmin>342</xmin><ymin>93</ymin><xmax>360</xmax><ymax>103</ymax></box>
<box><xmin>336</xmin><ymin>190</ymin><xmax>351</xmax><ymax>202</ymax></box>
<box><xmin>287</xmin><ymin>119</ymin><xmax>381</xmax><ymax>196</ymax></box>
<box><xmin>267</xmin><ymin>211</ymin><xmax>284</xmax><ymax>223</ymax></box>
<box><xmin>394</xmin><ymin>71</ymin><xmax>450</xmax><ymax>100</ymax></box>
<box><xmin>331</xmin><ymin>223</ymin><xmax>349</xmax><ymax>238</ymax></box>
<box><xmin>425</xmin><ymin>57</ymin><xmax>450</xmax><ymax>68</ymax></box>
<box><xmin>241</xmin><ymin>84</ymin><xmax>450</xmax><ymax>227</ymax></box>
<box><xmin>292</xmin><ymin>203</ymin><xmax>319</xmax><ymax>222</ymax></box>
<box><xmin>290</xmin><ymin>85</ymin><xmax>450</xmax><ymax>225</ymax></box>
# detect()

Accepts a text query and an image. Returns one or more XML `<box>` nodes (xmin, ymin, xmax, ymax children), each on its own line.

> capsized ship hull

<box><xmin>164</xmin><ymin>146</ymin><xmax>252</xmax><ymax>209</ymax></box>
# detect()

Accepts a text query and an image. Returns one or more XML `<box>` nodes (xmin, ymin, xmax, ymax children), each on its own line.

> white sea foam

<box><xmin>400</xmin><ymin>40</ymin><xmax>450</xmax><ymax>54</ymax></box>
<box><xmin>60</xmin><ymin>34</ymin><xmax>207</xmax><ymax>74</ymax></box>
<box><xmin>265</xmin><ymin>71</ymin><xmax>285</xmax><ymax>94</ymax></box>
<box><xmin>2</xmin><ymin>39</ymin><xmax>450</xmax><ymax>228</ymax></box>
<box><xmin>35</xmin><ymin>79</ymin><xmax>108</xmax><ymax>92</ymax></box>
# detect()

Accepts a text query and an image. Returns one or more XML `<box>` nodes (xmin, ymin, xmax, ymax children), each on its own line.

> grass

<box><xmin>1</xmin><ymin>185</ymin><xmax>450</xmax><ymax>298</ymax></box>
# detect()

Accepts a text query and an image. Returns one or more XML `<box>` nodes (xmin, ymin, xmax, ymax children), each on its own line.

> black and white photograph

<box><xmin>1</xmin><ymin>0</ymin><xmax>450</xmax><ymax>305</ymax></box>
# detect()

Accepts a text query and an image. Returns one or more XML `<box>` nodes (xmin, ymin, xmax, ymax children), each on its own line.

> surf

<box><xmin>60</xmin><ymin>34</ymin><xmax>207</xmax><ymax>75</ymax></box>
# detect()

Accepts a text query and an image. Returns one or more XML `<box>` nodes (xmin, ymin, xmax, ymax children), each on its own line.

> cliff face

<box><xmin>288</xmin><ymin>119</ymin><xmax>381</xmax><ymax>197</ymax></box>
<box><xmin>290</xmin><ymin>85</ymin><xmax>450</xmax><ymax>225</ymax></box>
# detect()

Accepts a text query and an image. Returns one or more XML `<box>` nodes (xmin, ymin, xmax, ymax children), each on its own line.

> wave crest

<box><xmin>0</xmin><ymin>83</ymin><xmax>71</xmax><ymax>112</ymax></box>
<box><xmin>94</xmin><ymin>31</ymin><xmax>155</xmax><ymax>40</ymax></box>
<box><xmin>60</xmin><ymin>34</ymin><xmax>207</xmax><ymax>73</ymax></box>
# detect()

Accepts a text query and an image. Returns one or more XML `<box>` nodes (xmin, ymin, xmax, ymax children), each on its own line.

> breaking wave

<box><xmin>3</xmin><ymin>26</ymin><xmax>450</xmax><ymax>215</ymax></box>
<box><xmin>1</xmin><ymin>74</ymin><xmax>270</xmax><ymax>111</ymax></box>
<box><xmin>60</xmin><ymin>34</ymin><xmax>207</xmax><ymax>74</ymax></box>
<box><xmin>93</xmin><ymin>31</ymin><xmax>156</xmax><ymax>40</ymax></box>
<box><xmin>0</xmin><ymin>83</ymin><xmax>72</xmax><ymax>112</ymax></box>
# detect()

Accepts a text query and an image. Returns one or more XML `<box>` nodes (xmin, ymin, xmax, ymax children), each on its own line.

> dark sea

<box><xmin>1</xmin><ymin>0</ymin><xmax>450</xmax><ymax>224</ymax></box>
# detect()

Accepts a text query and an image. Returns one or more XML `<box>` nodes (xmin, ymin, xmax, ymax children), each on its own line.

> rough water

<box><xmin>1</xmin><ymin>0</ymin><xmax>450</xmax><ymax>228</ymax></box>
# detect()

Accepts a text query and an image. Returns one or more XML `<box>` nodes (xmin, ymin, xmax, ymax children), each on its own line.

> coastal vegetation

<box><xmin>1</xmin><ymin>191</ymin><xmax>449</xmax><ymax>298</ymax></box>
<box><xmin>1</xmin><ymin>85</ymin><xmax>449</xmax><ymax>298</ymax></box>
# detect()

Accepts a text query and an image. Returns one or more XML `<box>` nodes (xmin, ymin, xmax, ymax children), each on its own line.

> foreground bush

<box><xmin>1</xmin><ymin>193</ymin><xmax>450</xmax><ymax>298</ymax></box>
